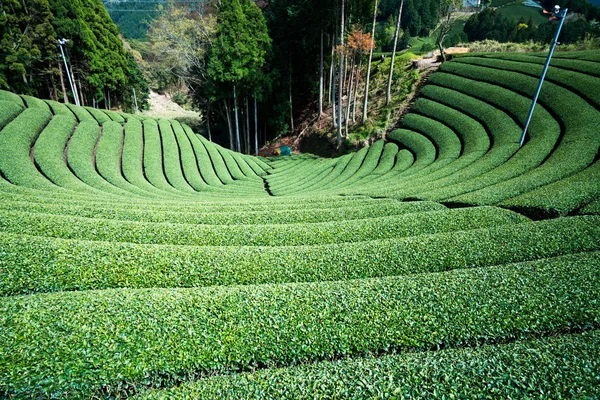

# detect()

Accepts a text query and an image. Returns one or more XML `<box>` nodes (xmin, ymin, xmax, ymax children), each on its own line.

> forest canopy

<box><xmin>0</xmin><ymin>0</ymin><xmax>148</xmax><ymax>110</ymax></box>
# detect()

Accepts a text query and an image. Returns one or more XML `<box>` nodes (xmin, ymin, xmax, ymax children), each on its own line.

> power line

<box><xmin>0</xmin><ymin>53</ymin><xmax>60</xmax><ymax>60</ymax></box>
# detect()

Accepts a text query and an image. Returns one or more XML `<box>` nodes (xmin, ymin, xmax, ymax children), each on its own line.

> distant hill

<box><xmin>588</xmin><ymin>0</ymin><xmax>600</xmax><ymax>6</ymax></box>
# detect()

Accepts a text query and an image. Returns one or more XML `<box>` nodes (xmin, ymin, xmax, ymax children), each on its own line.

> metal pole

<box><xmin>58</xmin><ymin>39</ymin><xmax>80</xmax><ymax>106</ymax></box>
<box><xmin>519</xmin><ymin>7</ymin><xmax>567</xmax><ymax>147</ymax></box>
<box><xmin>133</xmin><ymin>88</ymin><xmax>139</xmax><ymax>114</ymax></box>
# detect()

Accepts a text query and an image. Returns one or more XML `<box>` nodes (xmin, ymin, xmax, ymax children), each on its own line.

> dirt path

<box><xmin>144</xmin><ymin>91</ymin><xmax>201</xmax><ymax>121</ymax></box>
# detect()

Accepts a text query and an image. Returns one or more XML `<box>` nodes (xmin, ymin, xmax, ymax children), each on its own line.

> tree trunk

<box><xmin>207</xmin><ymin>101</ymin><xmax>212</xmax><ymax>142</ymax></box>
<box><xmin>78</xmin><ymin>79</ymin><xmax>84</xmax><ymax>106</ymax></box>
<box><xmin>329</xmin><ymin>32</ymin><xmax>336</xmax><ymax>106</ymax></box>
<box><xmin>319</xmin><ymin>28</ymin><xmax>324</xmax><ymax>119</ymax></box>
<box><xmin>362</xmin><ymin>0</ymin><xmax>378</xmax><ymax>124</ymax></box>
<box><xmin>245</xmin><ymin>96</ymin><xmax>250</xmax><ymax>154</ymax></box>
<box><xmin>386</xmin><ymin>0</ymin><xmax>404</xmax><ymax>106</ymax></box>
<box><xmin>233</xmin><ymin>83</ymin><xmax>241</xmax><ymax>152</ymax></box>
<box><xmin>224</xmin><ymin>99</ymin><xmax>234</xmax><ymax>150</ymax></box>
<box><xmin>57</xmin><ymin>61</ymin><xmax>68</xmax><ymax>104</ymax></box>
<box><xmin>289</xmin><ymin>71</ymin><xmax>294</xmax><ymax>134</ymax></box>
<box><xmin>254</xmin><ymin>97</ymin><xmax>258</xmax><ymax>156</ymax></box>
<box><xmin>345</xmin><ymin>53</ymin><xmax>355</xmax><ymax>138</ymax></box>
<box><xmin>331</xmin><ymin>31</ymin><xmax>337</xmax><ymax>129</ymax></box>
<box><xmin>352</xmin><ymin>56</ymin><xmax>362</xmax><ymax>123</ymax></box>
<box><xmin>337</xmin><ymin>0</ymin><xmax>345</xmax><ymax>147</ymax></box>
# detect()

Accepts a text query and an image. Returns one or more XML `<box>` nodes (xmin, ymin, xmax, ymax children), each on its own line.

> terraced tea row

<box><xmin>1</xmin><ymin>50</ymin><xmax>599</xmax><ymax>397</ymax></box>
<box><xmin>261</xmin><ymin>52</ymin><xmax>600</xmax><ymax>217</ymax></box>
<box><xmin>2</xmin><ymin>251</ymin><xmax>599</xmax><ymax>398</ymax></box>
<box><xmin>0</xmin><ymin>93</ymin><xmax>269</xmax><ymax>199</ymax></box>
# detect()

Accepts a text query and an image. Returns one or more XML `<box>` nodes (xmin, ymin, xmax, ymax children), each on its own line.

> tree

<box><xmin>386</xmin><ymin>0</ymin><xmax>404</xmax><ymax>106</ymax></box>
<box><xmin>345</xmin><ymin>26</ymin><xmax>372</xmax><ymax>132</ymax></box>
<box><xmin>362</xmin><ymin>0</ymin><xmax>378</xmax><ymax>125</ymax></box>
<box><xmin>336</xmin><ymin>0</ymin><xmax>345</xmax><ymax>148</ymax></box>
<box><xmin>0</xmin><ymin>0</ymin><xmax>56</xmax><ymax>95</ymax></box>
<box><xmin>434</xmin><ymin>0</ymin><xmax>463</xmax><ymax>62</ymax></box>
<box><xmin>207</xmin><ymin>0</ymin><xmax>270</xmax><ymax>152</ymax></box>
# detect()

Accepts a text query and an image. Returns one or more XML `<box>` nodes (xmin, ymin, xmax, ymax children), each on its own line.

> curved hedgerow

<box><xmin>0</xmin><ymin>89</ymin><xmax>25</xmax><ymax>106</ymax></box>
<box><xmin>0</xmin><ymin>108</ymin><xmax>54</xmax><ymax>190</ymax></box>
<box><xmin>121</xmin><ymin>119</ymin><xmax>174</xmax><ymax>197</ymax></box>
<box><xmin>1</xmin><ymin>52</ymin><xmax>600</xmax><ymax>399</ymax></box>
<box><xmin>2</xmin><ymin>250</ymin><xmax>600</xmax><ymax>398</ymax></box>
<box><xmin>67</xmin><ymin>120</ymin><xmax>129</xmax><ymax>196</ymax></box>
<box><xmin>171</xmin><ymin>120</ymin><xmax>211</xmax><ymax>192</ymax></box>
<box><xmin>21</xmin><ymin>94</ymin><xmax>51</xmax><ymax>112</ymax></box>
<box><xmin>0</xmin><ymin>101</ymin><xmax>23</xmax><ymax>130</ymax></box>
<box><xmin>142</xmin><ymin>119</ymin><xmax>182</xmax><ymax>194</ymax></box>
<box><xmin>3</xmin><ymin>215</ymin><xmax>599</xmax><ymax>297</ymax></box>
<box><xmin>158</xmin><ymin>119</ymin><xmax>196</xmax><ymax>193</ymax></box>
<box><xmin>0</xmin><ymin>206</ymin><xmax>528</xmax><ymax>248</ymax></box>
<box><xmin>84</xmin><ymin>106</ymin><xmax>112</xmax><ymax>125</ymax></box>
<box><xmin>33</xmin><ymin>114</ymin><xmax>95</xmax><ymax>193</ymax></box>
<box><xmin>95</xmin><ymin>121</ymin><xmax>149</xmax><ymax>197</ymax></box>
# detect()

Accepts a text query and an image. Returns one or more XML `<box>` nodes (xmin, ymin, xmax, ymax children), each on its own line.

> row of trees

<box><xmin>0</xmin><ymin>0</ymin><xmax>148</xmax><ymax>110</ymax></box>
<box><xmin>145</xmin><ymin>0</ymin><xmax>456</xmax><ymax>152</ymax></box>
<box><xmin>464</xmin><ymin>6</ymin><xmax>600</xmax><ymax>45</ymax></box>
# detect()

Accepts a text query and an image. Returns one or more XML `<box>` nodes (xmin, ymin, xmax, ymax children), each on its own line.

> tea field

<box><xmin>1</xmin><ymin>50</ymin><xmax>599</xmax><ymax>398</ymax></box>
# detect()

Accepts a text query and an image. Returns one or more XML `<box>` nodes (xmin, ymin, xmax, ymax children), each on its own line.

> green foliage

<box><xmin>0</xmin><ymin>0</ymin><xmax>148</xmax><ymax>109</ymax></box>
<box><xmin>1</xmin><ymin>53</ymin><xmax>599</xmax><ymax>399</ymax></box>
<box><xmin>140</xmin><ymin>330</ymin><xmax>600</xmax><ymax>398</ymax></box>
<box><xmin>142</xmin><ymin>118</ymin><xmax>181</xmax><ymax>193</ymax></box>
<box><xmin>67</xmin><ymin>119</ymin><xmax>128</xmax><ymax>196</ymax></box>
<box><xmin>2</xmin><ymin>248</ymin><xmax>600</xmax><ymax>397</ymax></box>
<box><xmin>0</xmin><ymin>100</ymin><xmax>23</xmax><ymax>130</ymax></box>
<box><xmin>0</xmin><ymin>108</ymin><xmax>54</xmax><ymax>189</ymax></box>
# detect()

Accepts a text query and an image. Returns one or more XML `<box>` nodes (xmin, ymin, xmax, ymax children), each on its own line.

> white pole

<box><xmin>58</xmin><ymin>39</ymin><xmax>80</xmax><ymax>106</ymax></box>
<box><xmin>133</xmin><ymin>88</ymin><xmax>139</xmax><ymax>114</ymax></box>
<box><xmin>520</xmin><ymin>6</ymin><xmax>567</xmax><ymax>147</ymax></box>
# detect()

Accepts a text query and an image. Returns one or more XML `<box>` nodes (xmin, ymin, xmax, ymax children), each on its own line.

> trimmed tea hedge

<box><xmin>2</xmin><ymin>215</ymin><xmax>599</xmax><ymax>296</ymax></box>
<box><xmin>2</xmin><ymin>251</ymin><xmax>599</xmax><ymax>398</ymax></box>
<box><xmin>33</xmin><ymin>114</ymin><xmax>94</xmax><ymax>192</ymax></box>
<box><xmin>158</xmin><ymin>119</ymin><xmax>196</xmax><ymax>193</ymax></box>
<box><xmin>0</xmin><ymin>206</ymin><xmax>528</xmax><ymax>247</ymax></box>
<box><xmin>95</xmin><ymin>121</ymin><xmax>149</xmax><ymax>197</ymax></box>
<box><xmin>0</xmin><ymin>108</ymin><xmax>54</xmax><ymax>189</ymax></box>
<box><xmin>0</xmin><ymin>101</ymin><xmax>23</xmax><ymax>130</ymax></box>
<box><xmin>138</xmin><ymin>330</ymin><xmax>600</xmax><ymax>399</ymax></box>
<box><xmin>67</xmin><ymin>120</ymin><xmax>129</xmax><ymax>196</ymax></box>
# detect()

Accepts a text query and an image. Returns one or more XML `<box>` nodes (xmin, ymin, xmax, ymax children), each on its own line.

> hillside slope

<box><xmin>0</xmin><ymin>50</ymin><xmax>599</xmax><ymax>398</ymax></box>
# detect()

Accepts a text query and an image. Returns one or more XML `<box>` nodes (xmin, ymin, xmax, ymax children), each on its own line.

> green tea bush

<box><xmin>122</xmin><ymin>119</ymin><xmax>175</xmax><ymax>197</ymax></box>
<box><xmin>0</xmin><ymin>206</ymin><xmax>528</xmax><ymax>247</ymax></box>
<box><xmin>411</xmin><ymin>98</ymin><xmax>490</xmax><ymax>153</ymax></box>
<box><xmin>33</xmin><ymin>114</ymin><xmax>94</xmax><ymax>192</ymax></box>
<box><xmin>0</xmin><ymin>89</ymin><xmax>25</xmax><ymax>106</ymax></box>
<box><xmin>387</xmin><ymin>129</ymin><xmax>436</xmax><ymax>172</ymax></box>
<box><xmin>158</xmin><ymin>119</ymin><xmax>196</xmax><ymax>193</ymax></box>
<box><xmin>67</xmin><ymin>120</ymin><xmax>129</xmax><ymax>196</ymax></box>
<box><xmin>143</xmin><ymin>119</ymin><xmax>183</xmax><ymax>193</ymax></box>
<box><xmin>96</xmin><ymin>121</ymin><xmax>150</xmax><ymax>197</ymax></box>
<box><xmin>2</xmin><ymin>251</ymin><xmax>599</xmax><ymax>398</ymax></box>
<box><xmin>0</xmin><ymin>108</ymin><xmax>54</xmax><ymax>189</ymax></box>
<box><xmin>84</xmin><ymin>106</ymin><xmax>112</xmax><ymax>125</ymax></box>
<box><xmin>171</xmin><ymin>120</ymin><xmax>211</xmax><ymax>191</ymax></box>
<box><xmin>139</xmin><ymin>330</ymin><xmax>600</xmax><ymax>399</ymax></box>
<box><xmin>2</xmin><ymin>215</ymin><xmax>599</xmax><ymax>296</ymax></box>
<box><xmin>21</xmin><ymin>94</ymin><xmax>51</xmax><ymax>111</ymax></box>
<box><xmin>0</xmin><ymin>101</ymin><xmax>23</xmax><ymax>130</ymax></box>
<box><xmin>66</xmin><ymin>103</ymin><xmax>95</xmax><ymax>121</ymax></box>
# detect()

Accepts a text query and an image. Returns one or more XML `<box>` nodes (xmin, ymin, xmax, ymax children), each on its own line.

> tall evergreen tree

<box><xmin>207</xmin><ymin>0</ymin><xmax>270</xmax><ymax>152</ymax></box>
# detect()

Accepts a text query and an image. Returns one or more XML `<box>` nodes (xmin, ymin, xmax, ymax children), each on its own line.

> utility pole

<box><xmin>133</xmin><ymin>88</ymin><xmax>139</xmax><ymax>114</ymax></box>
<box><xmin>520</xmin><ymin>6</ymin><xmax>567</xmax><ymax>147</ymax></box>
<box><xmin>58</xmin><ymin>39</ymin><xmax>80</xmax><ymax>106</ymax></box>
